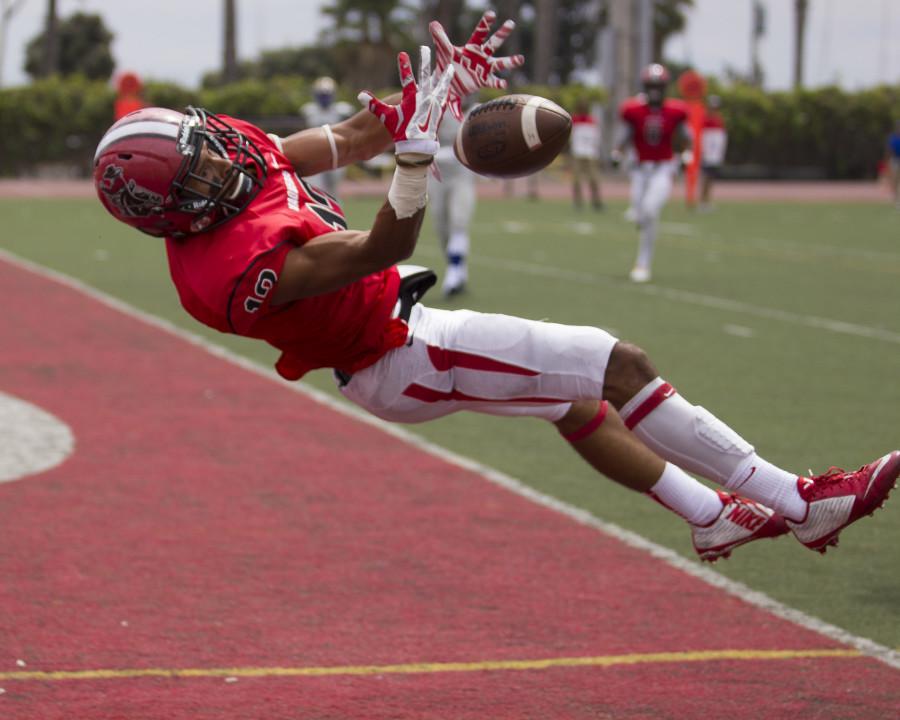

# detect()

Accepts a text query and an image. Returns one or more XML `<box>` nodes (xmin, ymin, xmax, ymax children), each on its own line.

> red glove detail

<box><xmin>430</xmin><ymin>10</ymin><xmax>525</xmax><ymax>120</ymax></box>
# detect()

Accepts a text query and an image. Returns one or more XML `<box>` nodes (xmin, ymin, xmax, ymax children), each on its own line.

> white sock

<box><xmin>621</xmin><ymin>377</ymin><xmax>805</xmax><ymax>519</ymax></box>
<box><xmin>726</xmin><ymin>456</ymin><xmax>806</xmax><ymax>522</ymax></box>
<box><xmin>649</xmin><ymin>462</ymin><xmax>723</xmax><ymax>526</ymax></box>
<box><xmin>447</xmin><ymin>230</ymin><xmax>470</xmax><ymax>257</ymax></box>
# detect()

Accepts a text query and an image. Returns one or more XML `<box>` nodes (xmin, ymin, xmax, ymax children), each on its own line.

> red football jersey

<box><xmin>166</xmin><ymin>117</ymin><xmax>404</xmax><ymax>380</ymax></box>
<box><xmin>703</xmin><ymin>111</ymin><xmax>725</xmax><ymax>131</ymax></box>
<box><xmin>619</xmin><ymin>97</ymin><xmax>689</xmax><ymax>162</ymax></box>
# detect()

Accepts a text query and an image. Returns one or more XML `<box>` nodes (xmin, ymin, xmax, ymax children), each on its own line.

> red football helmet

<box><xmin>640</xmin><ymin>63</ymin><xmax>670</xmax><ymax>107</ymax></box>
<box><xmin>641</xmin><ymin>63</ymin><xmax>671</xmax><ymax>87</ymax></box>
<box><xmin>93</xmin><ymin>106</ymin><xmax>266</xmax><ymax>239</ymax></box>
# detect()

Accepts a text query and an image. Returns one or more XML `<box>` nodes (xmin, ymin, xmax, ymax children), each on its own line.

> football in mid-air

<box><xmin>454</xmin><ymin>94</ymin><xmax>572</xmax><ymax>179</ymax></box>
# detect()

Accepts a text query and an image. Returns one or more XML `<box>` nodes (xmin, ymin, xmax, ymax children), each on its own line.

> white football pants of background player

<box><xmin>429</xmin><ymin>112</ymin><xmax>476</xmax><ymax>296</ymax></box>
<box><xmin>628</xmin><ymin>159</ymin><xmax>678</xmax><ymax>282</ymax></box>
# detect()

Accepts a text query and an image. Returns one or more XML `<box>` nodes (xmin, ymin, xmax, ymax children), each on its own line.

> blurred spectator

<box><xmin>569</xmin><ymin>99</ymin><xmax>603</xmax><ymax>210</ymax></box>
<box><xmin>699</xmin><ymin>95</ymin><xmax>727</xmax><ymax>211</ymax></box>
<box><xmin>888</xmin><ymin>119</ymin><xmax>900</xmax><ymax>208</ymax></box>
<box><xmin>429</xmin><ymin>105</ymin><xmax>477</xmax><ymax>297</ymax></box>
<box><xmin>114</xmin><ymin>72</ymin><xmax>147</xmax><ymax>121</ymax></box>
<box><xmin>300</xmin><ymin>76</ymin><xmax>354</xmax><ymax>198</ymax></box>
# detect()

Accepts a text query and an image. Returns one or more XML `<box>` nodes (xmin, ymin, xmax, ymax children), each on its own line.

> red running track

<box><xmin>0</xmin><ymin>256</ymin><xmax>897</xmax><ymax>719</ymax></box>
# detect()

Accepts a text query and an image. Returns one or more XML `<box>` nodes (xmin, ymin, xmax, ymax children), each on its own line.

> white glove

<box><xmin>358</xmin><ymin>46</ymin><xmax>454</xmax><ymax>160</ymax></box>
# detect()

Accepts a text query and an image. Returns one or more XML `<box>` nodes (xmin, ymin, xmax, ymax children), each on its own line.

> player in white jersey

<box><xmin>569</xmin><ymin>99</ymin><xmax>603</xmax><ymax>210</ymax></box>
<box><xmin>699</xmin><ymin>95</ymin><xmax>728</xmax><ymax>210</ymax></box>
<box><xmin>428</xmin><ymin>105</ymin><xmax>477</xmax><ymax>296</ymax></box>
<box><xmin>300</xmin><ymin>77</ymin><xmax>355</xmax><ymax>198</ymax></box>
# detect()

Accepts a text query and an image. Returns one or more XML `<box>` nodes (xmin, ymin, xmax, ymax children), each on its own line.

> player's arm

<box><xmin>610</xmin><ymin>123</ymin><xmax>633</xmax><ymax>167</ymax></box>
<box><xmin>270</xmin><ymin>202</ymin><xmax>424</xmax><ymax>303</ymax></box>
<box><xmin>277</xmin><ymin>93</ymin><xmax>401</xmax><ymax>178</ymax></box>
<box><xmin>675</xmin><ymin>120</ymin><xmax>694</xmax><ymax>167</ymax></box>
<box><xmin>270</xmin><ymin>49</ymin><xmax>452</xmax><ymax>305</ymax></box>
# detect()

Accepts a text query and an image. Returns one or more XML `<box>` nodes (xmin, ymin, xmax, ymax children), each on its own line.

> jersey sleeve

<box><xmin>668</xmin><ymin>99</ymin><xmax>690</xmax><ymax>124</ymax></box>
<box><xmin>619</xmin><ymin>99</ymin><xmax>639</xmax><ymax>122</ymax></box>
<box><xmin>226</xmin><ymin>238</ymin><xmax>296</xmax><ymax>335</ymax></box>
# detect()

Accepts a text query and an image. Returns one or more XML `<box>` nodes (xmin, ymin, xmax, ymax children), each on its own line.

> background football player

<box><xmin>612</xmin><ymin>63</ymin><xmax>691</xmax><ymax>283</ymax></box>
<box><xmin>92</xmin><ymin>14</ymin><xmax>897</xmax><ymax>566</ymax></box>
<box><xmin>300</xmin><ymin>76</ymin><xmax>355</xmax><ymax>198</ymax></box>
<box><xmin>699</xmin><ymin>94</ymin><xmax>728</xmax><ymax>210</ymax></box>
<box><xmin>428</xmin><ymin>97</ymin><xmax>477</xmax><ymax>297</ymax></box>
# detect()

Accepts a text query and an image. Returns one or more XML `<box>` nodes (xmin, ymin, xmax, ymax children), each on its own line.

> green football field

<box><xmin>3</xmin><ymin>192</ymin><xmax>899</xmax><ymax>649</ymax></box>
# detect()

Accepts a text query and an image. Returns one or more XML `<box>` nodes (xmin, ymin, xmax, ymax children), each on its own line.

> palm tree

<box><xmin>321</xmin><ymin>0</ymin><xmax>416</xmax><ymax>88</ymax></box>
<box><xmin>41</xmin><ymin>0</ymin><xmax>58</xmax><ymax>77</ymax></box>
<box><xmin>793</xmin><ymin>0</ymin><xmax>808</xmax><ymax>89</ymax></box>
<box><xmin>533</xmin><ymin>0</ymin><xmax>556</xmax><ymax>84</ymax></box>
<box><xmin>223</xmin><ymin>0</ymin><xmax>238</xmax><ymax>83</ymax></box>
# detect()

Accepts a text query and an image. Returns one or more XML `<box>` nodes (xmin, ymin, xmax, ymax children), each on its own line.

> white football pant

<box><xmin>629</xmin><ymin>160</ymin><xmax>678</xmax><ymax>270</ymax></box>
<box><xmin>339</xmin><ymin>304</ymin><xmax>617</xmax><ymax>424</ymax></box>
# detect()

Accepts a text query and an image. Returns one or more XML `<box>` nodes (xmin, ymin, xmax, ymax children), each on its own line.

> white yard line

<box><xmin>2</xmin><ymin>246</ymin><xmax>899</xmax><ymax>671</ymax></box>
<box><xmin>430</xmin><ymin>249</ymin><xmax>900</xmax><ymax>345</ymax></box>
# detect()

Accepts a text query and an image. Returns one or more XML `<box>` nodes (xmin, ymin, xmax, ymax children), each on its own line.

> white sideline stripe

<box><xmin>1</xmin><ymin>246</ymin><xmax>898</xmax><ymax>672</ymax></box>
<box><xmin>456</xmin><ymin>250</ymin><xmax>900</xmax><ymax>345</ymax></box>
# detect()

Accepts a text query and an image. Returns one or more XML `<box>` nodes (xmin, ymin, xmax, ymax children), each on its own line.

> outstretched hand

<box><xmin>430</xmin><ymin>10</ymin><xmax>525</xmax><ymax>120</ymax></box>
<box><xmin>358</xmin><ymin>46</ymin><xmax>454</xmax><ymax>159</ymax></box>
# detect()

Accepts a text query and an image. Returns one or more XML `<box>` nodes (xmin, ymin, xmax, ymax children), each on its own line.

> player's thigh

<box><xmin>629</xmin><ymin>167</ymin><xmax>648</xmax><ymax>205</ymax></box>
<box><xmin>644</xmin><ymin>163</ymin><xmax>675</xmax><ymax>215</ymax></box>
<box><xmin>340</xmin><ymin>306</ymin><xmax>616</xmax><ymax>423</ymax></box>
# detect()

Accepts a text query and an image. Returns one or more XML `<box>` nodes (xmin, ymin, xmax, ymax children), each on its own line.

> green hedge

<box><xmin>1</xmin><ymin>76</ymin><xmax>897</xmax><ymax>178</ymax></box>
<box><xmin>711</xmin><ymin>84</ymin><xmax>900</xmax><ymax>179</ymax></box>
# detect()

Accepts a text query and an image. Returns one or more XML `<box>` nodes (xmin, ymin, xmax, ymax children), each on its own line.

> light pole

<box><xmin>0</xmin><ymin>0</ymin><xmax>27</xmax><ymax>88</ymax></box>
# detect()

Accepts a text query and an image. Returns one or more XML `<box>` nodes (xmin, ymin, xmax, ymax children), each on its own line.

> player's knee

<box><xmin>603</xmin><ymin>342</ymin><xmax>658</xmax><ymax>408</ymax></box>
<box><xmin>554</xmin><ymin>399</ymin><xmax>605</xmax><ymax>438</ymax></box>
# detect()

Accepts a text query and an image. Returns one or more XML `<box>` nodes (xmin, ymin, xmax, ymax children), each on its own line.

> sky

<box><xmin>1</xmin><ymin>0</ymin><xmax>898</xmax><ymax>91</ymax></box>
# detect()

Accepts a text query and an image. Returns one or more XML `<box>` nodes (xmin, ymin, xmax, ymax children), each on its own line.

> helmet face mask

<box><xmin>94</xmin><ymin>106</ymin><xmax>267</xmax><ymax>238</ymax></box>
<box><xmin>170</xmin><ymin>109</ymin><xmax>267</xmax><ymax>233</ymax></box>
<box><xmin>313</xmin><ymin>76</ymin><xmax>336</xmax><ymax>108</ymax></box>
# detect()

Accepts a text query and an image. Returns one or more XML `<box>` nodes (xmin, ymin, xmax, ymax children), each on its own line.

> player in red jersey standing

<box><xmin>93</xmin><ymin>13</ymin><xmax>897</xmax><ymax>564</ymax></box>
<box><xmin>612</xmin><ymin>63</ymin><xmax>690</xmax><ymax>283</ymax></box>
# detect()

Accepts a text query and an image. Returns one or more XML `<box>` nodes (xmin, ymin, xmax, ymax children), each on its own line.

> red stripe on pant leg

<box><xmin>560</xmin><ymin>401</ymin><xmax>608</xmax><ymax>443</ymax></box>
<box><xmin>624</xmin><ymin>382</ymin><xmax>676</xmax><ymax>430</ymax></box>
<box><xmin>402</xmin><ymin>383</ymin><xmax>565</xmax><ymax>404</ymax></box>
<box><xmin>427</xmin><ymin>345</ymin><xmax>539</xmax><ymax>375</ymax></box>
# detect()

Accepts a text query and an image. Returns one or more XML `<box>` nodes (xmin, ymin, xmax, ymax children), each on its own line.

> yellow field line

<box><xmin>0</xmin><ymin>648</ymin><xmax>863</xmax><ymax>683</ymax></box>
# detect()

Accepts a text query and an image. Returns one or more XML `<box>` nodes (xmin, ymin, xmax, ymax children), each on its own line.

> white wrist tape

<box><xmin>387</xmin><ymin>163</ymin><xmax>429</xmax><ymax>219</ymax></box>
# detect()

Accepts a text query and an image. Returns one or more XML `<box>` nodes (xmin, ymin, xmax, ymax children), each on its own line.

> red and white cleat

<box><xmin>692</xmin><ymin>491</ymin><xmax>789</xmax><ymax>563</ymax></box>
<box><xmin>787</xmin><ymin>451</ymin><xmax>900</xmax><ymax>554</ymax></box>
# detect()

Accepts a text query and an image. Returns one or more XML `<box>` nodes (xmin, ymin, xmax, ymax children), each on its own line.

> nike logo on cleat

<box><xmin>864</xmin><ymin>455</ymin><xmax>890</xmax><ymax>498</ymax></box>
<box><xmin>726</xmin><ymin>505</ymin><xmax>766</xmax><ymax>531</ymax></box>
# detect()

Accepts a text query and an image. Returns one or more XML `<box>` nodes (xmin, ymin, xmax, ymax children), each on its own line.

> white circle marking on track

<box><xmin>0</xmin><ymin>392</ymin><xmax>75</xmax><ymax>484</ymax></box>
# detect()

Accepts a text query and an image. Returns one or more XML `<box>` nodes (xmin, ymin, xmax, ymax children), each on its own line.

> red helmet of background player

<box><xmin>93</xmin><ymin>106</ymin><xmax>267</xmax><ymax>239</ymax></box>
<box><xmin>640</xmin><ymin>63</ymin><xmax>670</xmax><ymax>107</ymax></box>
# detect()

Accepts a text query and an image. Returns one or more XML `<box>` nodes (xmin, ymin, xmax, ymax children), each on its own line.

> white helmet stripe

<box><xmin>94</xmin><ymin>120</ymin><xmax>180</xmax><ymax>161</ymax></box>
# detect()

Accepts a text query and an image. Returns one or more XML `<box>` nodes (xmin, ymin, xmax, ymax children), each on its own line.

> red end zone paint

<box><xmin>0</xmin><ymin>258</ymin><xmax>897</xmax><ymax>718</ymax></box>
